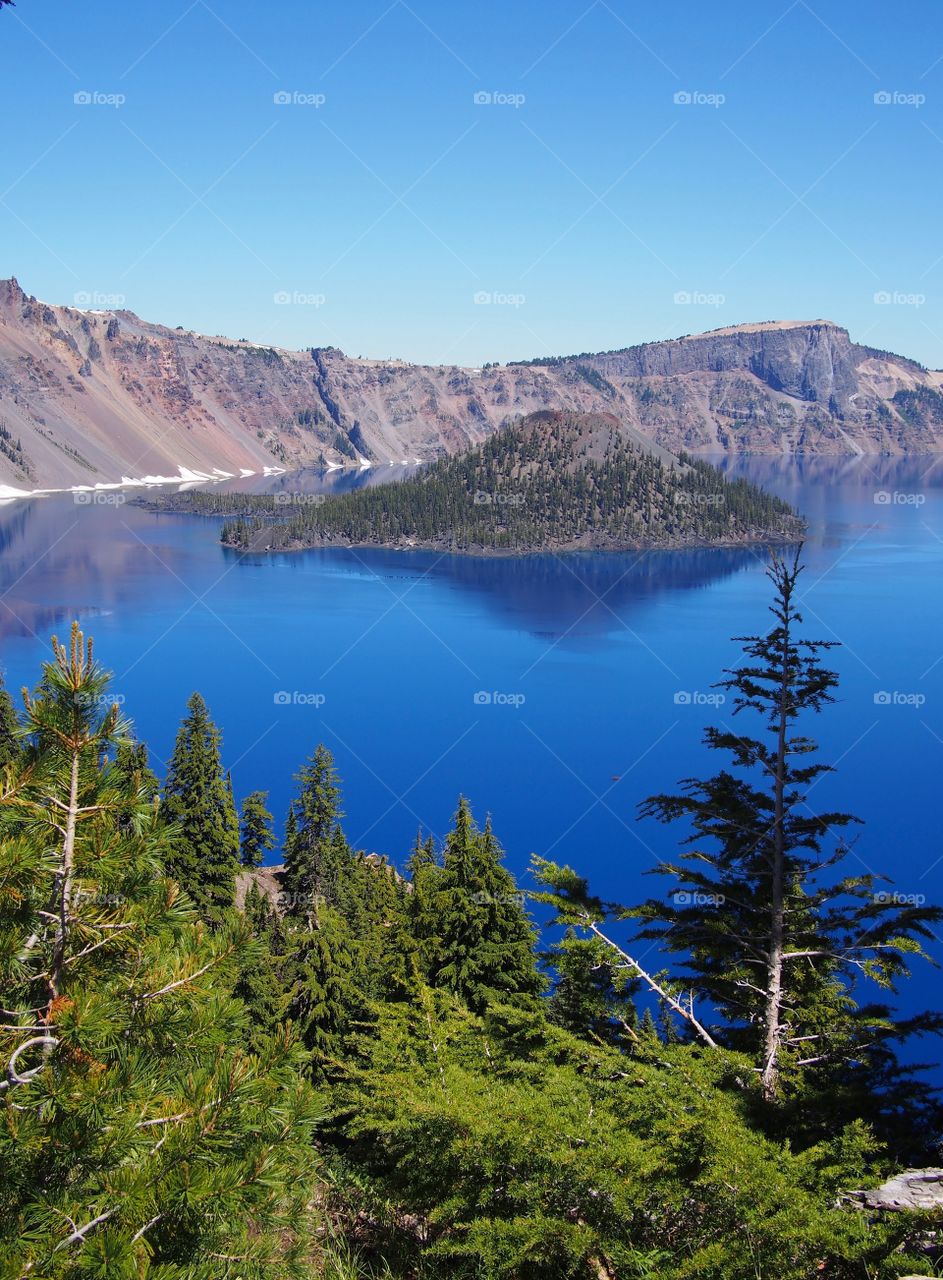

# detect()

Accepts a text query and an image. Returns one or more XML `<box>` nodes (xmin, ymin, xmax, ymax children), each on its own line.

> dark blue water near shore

<box><xmin>1</xmin><ymin>455</ymin><xmax>941</xmax><ymax>1035</ymax></box>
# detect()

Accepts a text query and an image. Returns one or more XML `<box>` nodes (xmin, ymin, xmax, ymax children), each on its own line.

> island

<box><xmin>139</xmin><ymin>411</ymin><xmax>806</xmax><ymax>554</ymax></box>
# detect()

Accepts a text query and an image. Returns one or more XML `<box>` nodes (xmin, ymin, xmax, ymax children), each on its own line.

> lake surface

<box><xmin>1</xmin><ymin>455</ymin><xmax>942</xmax><ymax>1027</ymax></box>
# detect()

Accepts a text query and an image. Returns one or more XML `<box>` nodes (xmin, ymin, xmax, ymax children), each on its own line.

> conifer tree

<box><xmin>420</xmin><ymin>799</ymin><xmax>543</xmax><ymax>1011</ymax></box>
<box><xmin>162</xmin><ymin>692</ymin><xmax>240</xmax><ymax>926</ymax></box>
<box><xmin>285</xmin><ymin>902</ymin><xmax>356</xmax><ymax>1077</ymax></box>
<box><xmin>240</xmin><ymin>788</ymin><xmax>276</xmax><ymax>867</ymax></box>
<box><xmin>635</xmin><ymin>551</ymin><xmax>942</xmax><ymax>1102</ymax></box>
<box><xmin>235</xmin><ymin>883</ymin><xmax>290</xmax><ymax>1053</ymax></box>
<box><xmin>0</xmin><ymin>627</ymin><xmax>322</xmax><ymax>1274</ymax></box>
<box><xmin>282</xmin><ymin>744</ymin><xmax>344</xmax><ymax>916</ymax></box>
<box><xmin>546</xmin><ymin>928</ymin><xmax>637</xmax><ymax>1047</ymax></box>
<box><xmin>0</xmin><ymin>669</ymin><xmax>19</xmax><ymax>769</ymax></box>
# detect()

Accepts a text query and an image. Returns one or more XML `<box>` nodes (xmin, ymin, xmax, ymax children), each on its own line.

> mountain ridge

<box><xmin>1</xmin><ymin>276</ymin><xmax>941</xmax><ymax>492</ymax></box>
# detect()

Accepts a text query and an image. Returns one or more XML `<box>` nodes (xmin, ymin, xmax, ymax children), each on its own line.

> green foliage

<box><xmin>241</xmin><ymin>788</ymin><xmax>277</xmax><ymax>867</ymax></box>
<box><xmin>162</xmin><ymin>692</ymin><xmax>240</xmax><ymax>926</ymax></box>
<box><xmin>283</xmin><ymin>744</ymin><xmax>345</xmax><ymax>916</ymax></box>
<box><xmin>411</xmin><ymin>799</ymin><xmax>544</xmax><ymax>1012</ymax></box>
<box><xmin>334</xmin><ymin>996</ymin><xmax>907</xmax><ymax>1280</ymax></box>
<box><xmin>0</xmin><ymin>627</ymin><xmax>323</xmax><ymax>1276</ymax></box>
<box><xmin>0</xmin><ymin>668</ymin><xmax>20</xmax><ymax>770</ymax></box>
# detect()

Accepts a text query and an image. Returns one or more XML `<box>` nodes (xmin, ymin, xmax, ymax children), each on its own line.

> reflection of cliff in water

<box><xmin>329</xmin><ymin>544</ymin><xmax>765</xmax><ymax>640</ymax></box>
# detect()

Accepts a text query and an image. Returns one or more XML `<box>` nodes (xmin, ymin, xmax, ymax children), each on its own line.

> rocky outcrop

<box><xmin>0</xmin><ymin>278</ymin><xmax>940</xmax><ymax>490</ymax></box>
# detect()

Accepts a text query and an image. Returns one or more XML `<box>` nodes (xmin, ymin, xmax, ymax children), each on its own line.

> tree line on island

<box><xmin>143</xmin><ymin>411</ymin><xmax>805</xmax><ymax>554</ymax></box>
<box><xmin>2</xmin><ymin>555</ymin><xmax>942</xmax><ymax>1278</ymax></box>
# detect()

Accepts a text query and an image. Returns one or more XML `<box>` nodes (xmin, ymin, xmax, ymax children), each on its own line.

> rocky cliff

<box><xmin>0</xmin><ymin>279</ymin><xmax>940</xmax><ymax>491</ymax></box>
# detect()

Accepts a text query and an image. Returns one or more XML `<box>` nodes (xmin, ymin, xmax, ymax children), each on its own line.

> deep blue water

<box><xmin>1</xmin><ymin>455</ymin><xmax>942</xmax><ymax>1034</ymax></box>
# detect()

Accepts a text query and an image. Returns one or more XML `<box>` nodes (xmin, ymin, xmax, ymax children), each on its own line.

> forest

<box><xmin>2</xmin><ymin>553</ymin><xmax>942</xmax><ymax>1279</ymax></box>
<box><xmin>140</xmin><ymin>411</ymin><xmax>805</xmax><ymax>554</ymax></box>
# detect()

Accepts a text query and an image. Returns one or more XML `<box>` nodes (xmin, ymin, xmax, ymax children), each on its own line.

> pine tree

<box><xmin>235</xmin><ymin>883</ymin><xmax>290</xmax><ymax>1054</ymax></box>
<box><xmin>285</xmin><ymin>901</ymin><xmax>356</xmax><ymax>1077</ymax></box>
<box><xmin>0</xmin><ymin>669</ymin><xmax>20</xmax><ymax>769</ymax></box>
<box><xmin>162</xmin><ymin>692</ymin><xmax>240</xmax><ymax>927</ymax></box>
<box><xmin>546</xmin><ymin>928</ymin><xmax>637</xmax><ymax>1047</ymax></box>
<box><xmin>0</xmin><ymin>626</ymin><xmax>322</xmax><ymax>1275</ymax></box>
<box><xmin>420</xmin><ymin>799</ymin><xmax>544</xmax><ymax>1012</ymax></box>
<box><xmin>240</xmin><ymin>789</ymin><xmax>276</xmax><ymax>867</ymax></box>
<box><xmin>282</xmin><ymin>743</ymin><xmax>344</xmax><ymax>916</ymax></box>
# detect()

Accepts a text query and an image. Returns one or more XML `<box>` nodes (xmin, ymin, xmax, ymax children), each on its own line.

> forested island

<box><xmin>4</xmin><ymin>557</ymin><xmax>943</xmax><ymax>1278</ymax></box>
<box><xmin>140</xmin><ymin>411</ymin><xmax>805</xmax><ymax>554</ymax></box>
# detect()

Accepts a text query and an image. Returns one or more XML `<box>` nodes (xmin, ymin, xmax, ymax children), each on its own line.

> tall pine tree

<box><xmin>162</xmin><ymin>692</ymin><xmax>240</xmax><ymax>927</ymax></box>
<box><xmin>240</xmin><ymin>789</ymin><xmax>276</xmax><ymax>867</ymax></box>
<box><xmin>417</xmin><ymin>799</ymin><xmax>543</xmax><ymax>1012</ymax></box>
<box><xmin>282</xmin><ymin>744</ymin><xmax>344</xmax><ymax>917</ymax></box>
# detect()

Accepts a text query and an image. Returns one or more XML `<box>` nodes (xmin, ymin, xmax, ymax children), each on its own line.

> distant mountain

<box><xmin>1</xmin><ymin>278</ymin><xmax>941</xmax><ymax>491</ymax></box>
<box><xmin>146</xmin><ymin>410</ymin><xmax>805</xmax><ymax>554</ymax></box>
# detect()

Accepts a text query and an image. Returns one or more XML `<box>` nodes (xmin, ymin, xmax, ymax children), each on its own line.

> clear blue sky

<box><xmin>3</xmin><ymin>0</ymin><xmax>942</xmax><ymax>366</ymax></box>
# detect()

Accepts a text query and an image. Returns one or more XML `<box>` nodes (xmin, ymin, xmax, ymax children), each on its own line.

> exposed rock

<box><xmin>848</xmin><ymin>1169</ymin><xmax>943</xmax><ymax>1212</ymax></box>
<box><xmin>0</xmin><ymin>280</ymin><xmax>941</xmax><ymax>489</ymax></box>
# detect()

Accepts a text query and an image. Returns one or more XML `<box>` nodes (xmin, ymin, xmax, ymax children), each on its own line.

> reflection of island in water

<box><xmin>0</xmin><ymin>455</ymin><xmax>939</xmax><ymax>647</ymax></box>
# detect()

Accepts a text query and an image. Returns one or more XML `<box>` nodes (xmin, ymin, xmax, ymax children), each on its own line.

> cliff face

<box><xmin>0</xmin><ymin>279</ymin><xmax>940</xmax><ymax>491</ymax></box>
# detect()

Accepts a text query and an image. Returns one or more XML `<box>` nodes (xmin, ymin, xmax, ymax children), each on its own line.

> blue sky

<box><xmin>2</xmin><ymin>0</ymin><xmax>942</xmax><ymax>366</ymax></box>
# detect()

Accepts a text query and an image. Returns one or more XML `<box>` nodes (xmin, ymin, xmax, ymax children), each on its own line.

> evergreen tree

<box><xmin>235</xmin><ymin>883</ymin><xmax>290</xmax><ymax>1054</ymax></box>
<box><xmin>285</xmin><ymin>902</ymin><xmax>356</xmax><ymax>1077</ymax></box>
<box><xmin>634</xmin><ymin>551</ymin><xmax>943</xmax><ymax>1105</ymax></box>
<box><xmin>0</xmin><ymin>669</ymin><xmax>19</xmax><ymax>769</ymax></box>
<box><xmin>282</xmin><ymin>744</ymin><xmax>344</xmax><ymax>916</ymax></box>
<box><xmin>162</xmin><ymin>692</ymin><xmax>240</xmax><ymax>927</ymax></box>
<box><xmin>0</xmin><ymin>627</ymin><xmax>322</xmax><ymax>1275</ymax></box>
<box><xmin>240</xmin><ymin>788</ymin><xmax>276</xmax><ymax>867</ymax></box>
<box><xmin>419</xmin><ymin>799</ymin><xmax>544</xmax><ymax>1011</ymax></box>
<box><xmin>546</xmin><ymin>927</ymin><xmax>637</xmax><ymax>1047</ymax></box>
